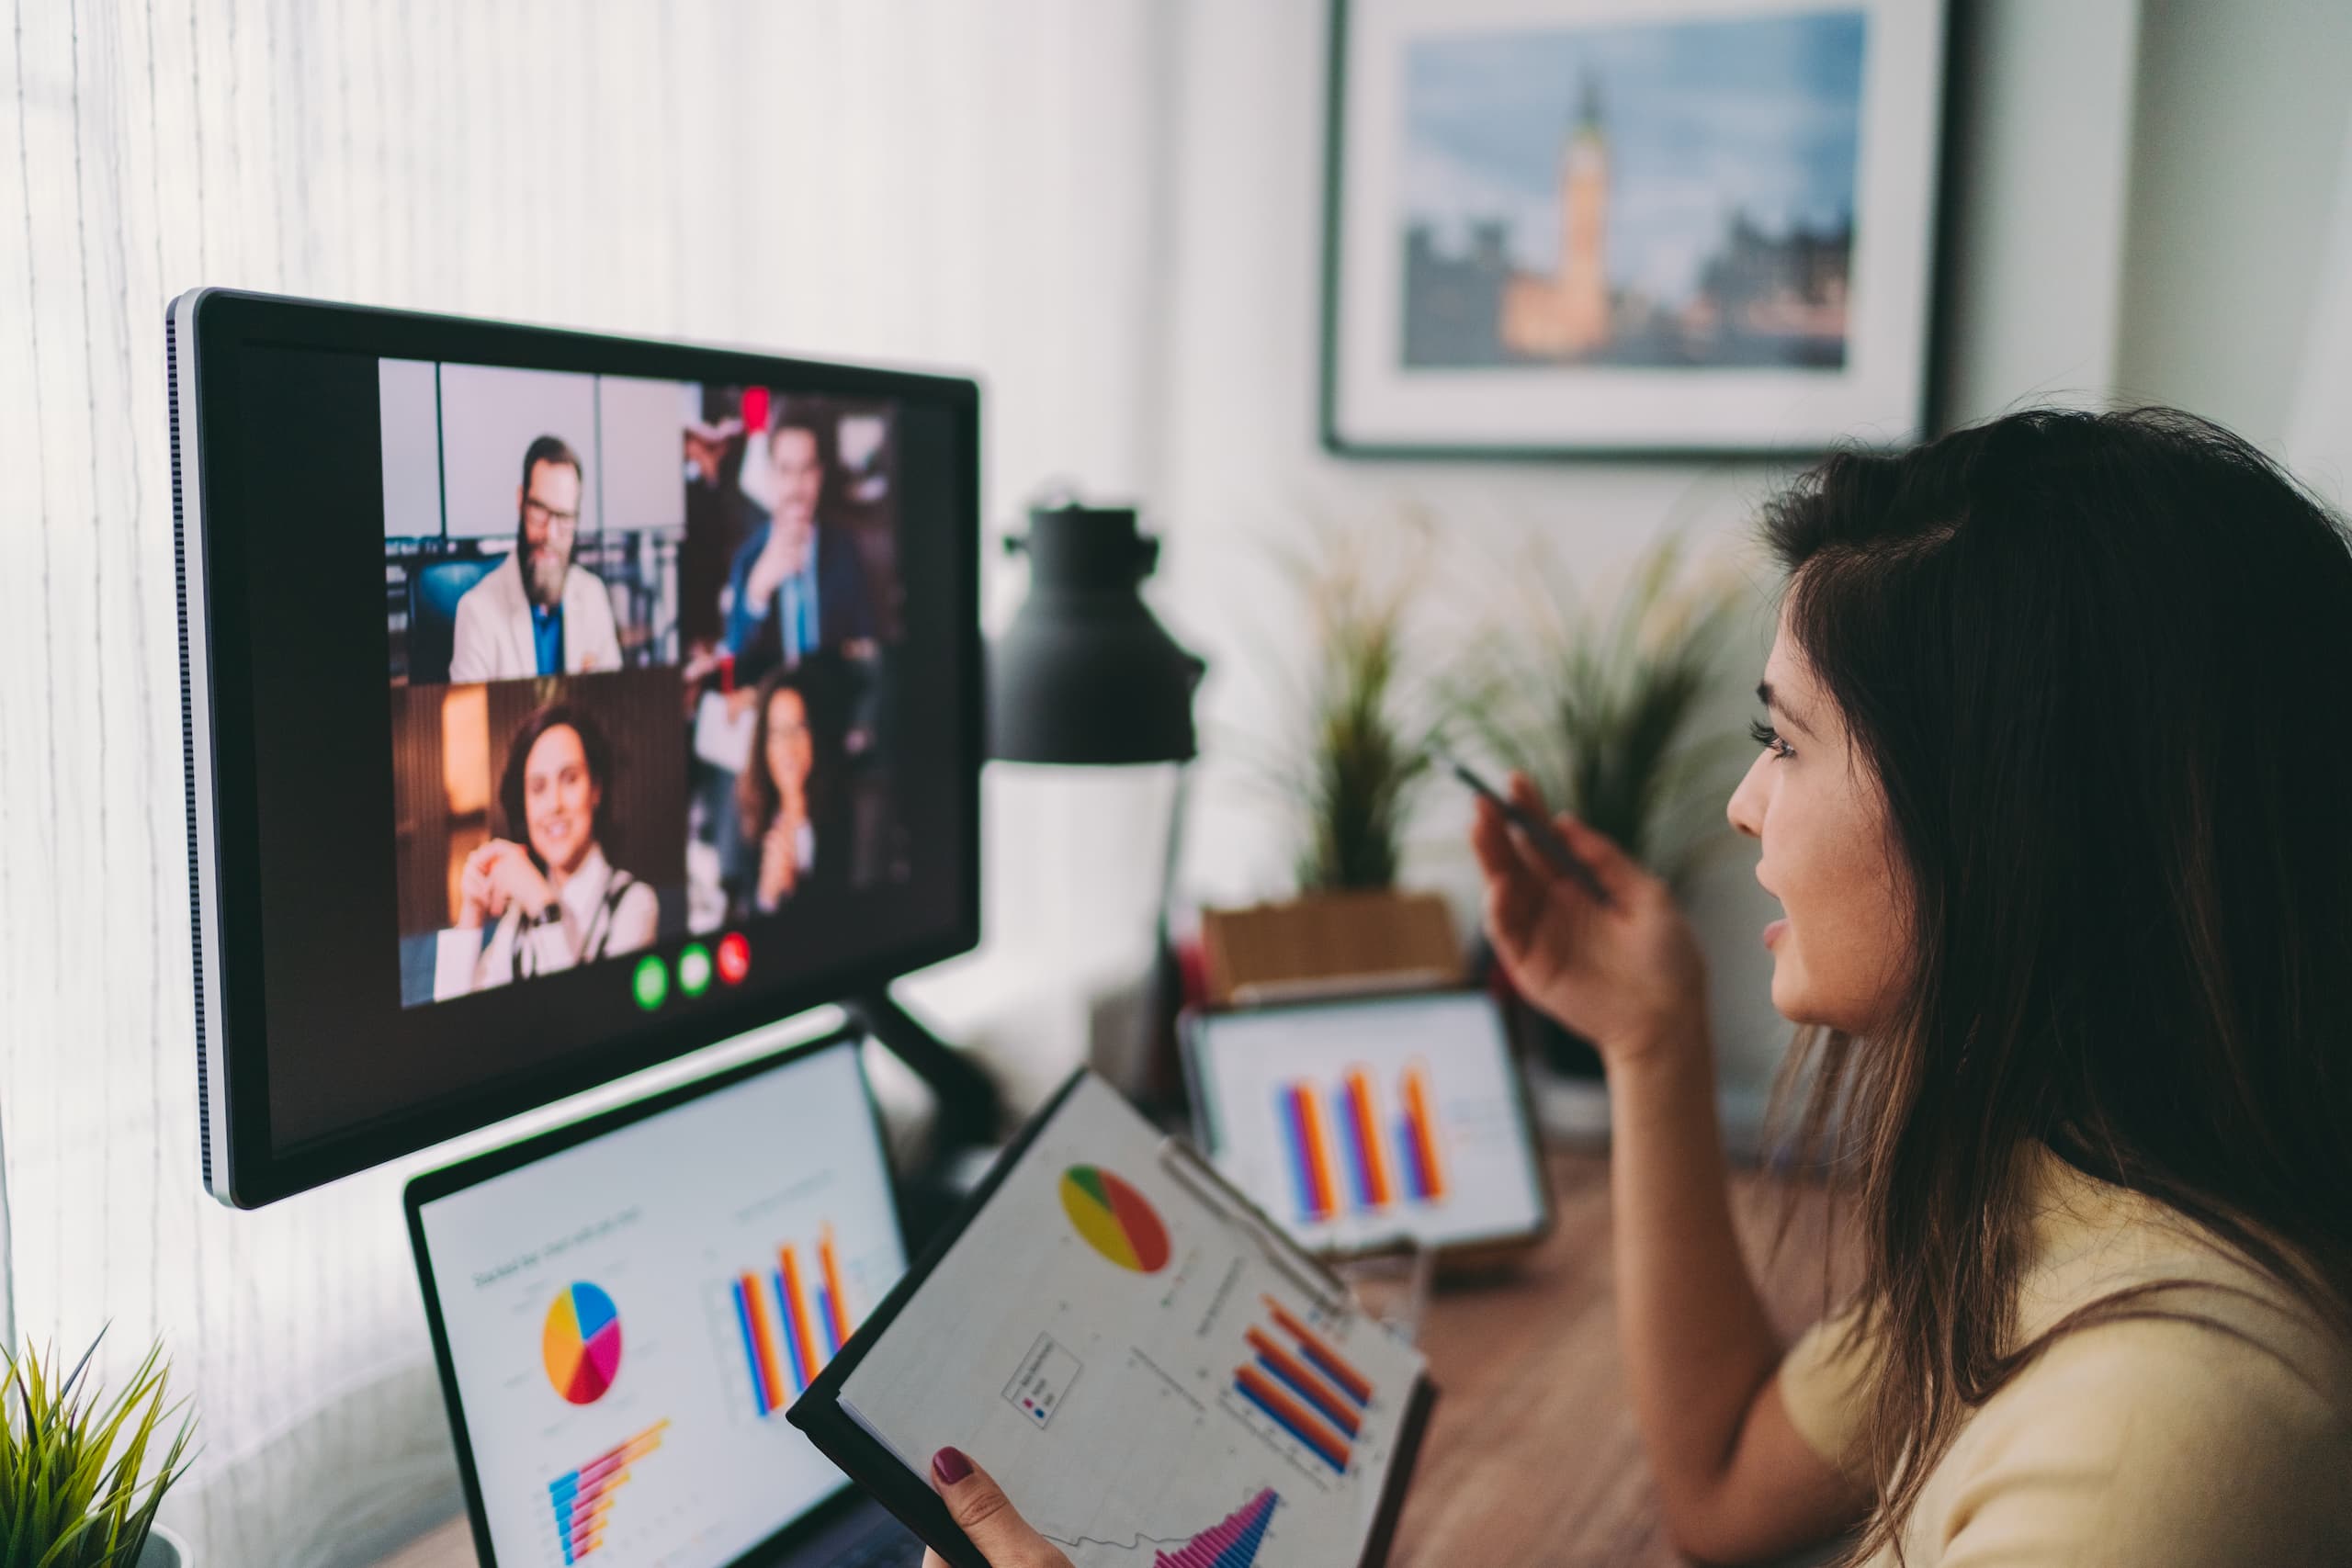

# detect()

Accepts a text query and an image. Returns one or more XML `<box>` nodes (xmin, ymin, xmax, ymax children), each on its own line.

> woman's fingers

<box><xmin>1470</xmin><ymin>796</ymin><xmax>1545</xmax><ymax>949</ymax></box>
<box><xmin>929</xmin><ymin>1448</ymin><xmax>1071</xmax><ymax>1568</ymax></box>
<box><xmin>1550</xmin><ymin>811</ymin><xmax>1646</xmax><ymax>907</ymax></box>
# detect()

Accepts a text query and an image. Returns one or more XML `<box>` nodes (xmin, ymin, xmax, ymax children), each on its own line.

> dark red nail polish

<box><xmin>932</xmin><ymin>1447</ymin><xmax>973</xmax><ymax>1485</ymax></box>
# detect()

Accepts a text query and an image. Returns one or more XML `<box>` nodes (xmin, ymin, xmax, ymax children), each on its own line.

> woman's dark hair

<box><xmin>499</xmin><ymin>703</ymin><xmax>614</xmax><ymax>869</ymax></box>
<box><xmin>1762</xmin><ymin>407</ymin><xmax>2352</xmax><ymax>1561</ymax></box>
<box><xmin>737</xmin><ymin>659</ymin><xmax>847</xmax><ymax>842</ymax></box>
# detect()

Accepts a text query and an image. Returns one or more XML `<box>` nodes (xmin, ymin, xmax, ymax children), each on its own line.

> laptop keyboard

<box><xmin>832</xmin><ymin>1520</ymin><xmax>924</xmax><ymax>1568</ymax></box>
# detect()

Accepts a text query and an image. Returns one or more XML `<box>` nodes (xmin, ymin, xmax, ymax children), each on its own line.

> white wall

<box><xmin>2115</xmin><ymin>0</ymin><xmax>2352</xmax><ymax>458</ymax></box>
<box><xmin>1146</xmin><ymin>0</ymin><xmax>2145</xmax><ymax>1091</ymax></box>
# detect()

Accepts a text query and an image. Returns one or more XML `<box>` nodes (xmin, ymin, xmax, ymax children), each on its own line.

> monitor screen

<box><xmin>172</xmin><ymin>290</ymin><xmax>979</xmax><ymax>1205</ymax></box>
<box><xmin>409</xmin><ymin>1037</ymin><xmax>908</xmax><ymax>1568</ymax></box>
<box><xmin>1185</xmin><ymin>991</ymin><xmax>1549</xmax><ymax>1255</ymax></box>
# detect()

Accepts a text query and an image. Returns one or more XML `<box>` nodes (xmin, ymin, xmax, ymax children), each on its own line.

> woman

<box><xmin>732</xmin><ymin>665</ymin><xmax>848</xmax><ymax>915</ymax></box>
<box><xmin>914</xmin><ymin>410</ymin><xmax>2352</xmax><ymax>1566</ymax></box>
<box><xmin>435</xmin><ymin>704</ymin><xmax>659</xmax><ymax>998</ymax></box>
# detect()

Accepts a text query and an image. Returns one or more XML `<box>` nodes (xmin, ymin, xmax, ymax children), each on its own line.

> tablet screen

<box><xmin>1188</xmin><ymin>991</ymin><xmax>1546</xmax><ymax>1254</ymax></box>
<box><xmin>827</xmin><ymin>1073</ymin><xmax>1429</xmax><ymax>1568</ymax></box>
<box><xmin>412</xmin><ymin>1041</ymin><xmax>906</xmax><ymax>1567</ymax></box>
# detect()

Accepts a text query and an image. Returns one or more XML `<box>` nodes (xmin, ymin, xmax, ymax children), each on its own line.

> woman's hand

<box><xmin>757</xmin><ymin>815</ymin><xmax>800</xmax><ymax>908</ymax></box>
<box><xmin>922</xmin><ymin>1448</ymin><xmax>1071</xmax><ymax>1568</ymax></box>
<box><xmin>1471</xmin><ymin>773</ymin><xmax>1708</xmax><ymax>1069</ymax></box>
<box><xmin>458</xmin><ymin>840</ymin><xmax>551</xmax><ymax>930</ymax></box>
<box><xmin>485</xmin><ymin>840</ymin><xmax>554</xmax><ymax>919</ymax></box>
<box><xmin>456</xmin><ymin>840</ymin><xmax>514</xmax><ymax>928</ymax></box>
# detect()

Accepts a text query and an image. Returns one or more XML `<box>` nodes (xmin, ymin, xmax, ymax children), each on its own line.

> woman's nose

<box><xmin>1725</xmin><ymin>752</ymin><xmax>1768</xmax><ymax>840</ymax></box>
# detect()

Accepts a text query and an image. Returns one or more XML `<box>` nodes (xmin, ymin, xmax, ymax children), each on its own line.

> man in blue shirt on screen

<box><xmin>721</xmin><ymin>405</ymin><xmax>877</xmax><ymax>680</ymax></box>
<box><xmin>449</xmin><ymin>434</ymin><xmax>625</xmax><ymax>682</ymax></box>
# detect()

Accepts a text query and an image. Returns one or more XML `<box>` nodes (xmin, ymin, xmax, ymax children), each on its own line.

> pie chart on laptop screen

<box><xmin>542</xmin><ymin>1281</ymin><xmax>624</xmax><ymax>1404</ymax></box>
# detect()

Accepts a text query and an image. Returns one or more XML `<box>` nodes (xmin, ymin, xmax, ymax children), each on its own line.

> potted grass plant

<box><xmin>1453</xmin><ymin>530</ymin><xmax>1754</xmax><ymax>1086</ymax></box>
<box><xmin>1</xmin><ymin>1332</ymin><xmax>197</xmax><ymax>1567</ymax></box>
<box><xmin>1209</xmin><ymin>515</ymin><xmax>1464</xmax><ymax>1004</ymax></box>
<box><xmin>1281</xmin><ymin>522</ymin><xmax>1442</xmax><ymax>896</ymax></box>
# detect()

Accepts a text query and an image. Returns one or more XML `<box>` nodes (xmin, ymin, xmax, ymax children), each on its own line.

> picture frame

<box><xmin>1320</xmin><ymin>0</ymin><xmax>1953</xmax><ymax>458</ymax></box>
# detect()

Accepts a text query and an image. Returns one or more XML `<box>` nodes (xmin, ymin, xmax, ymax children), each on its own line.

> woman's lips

<box><xmin>1763</xmin><ymin>918</ymin><xmax>1789</xmax><ymax>948</ymax></box>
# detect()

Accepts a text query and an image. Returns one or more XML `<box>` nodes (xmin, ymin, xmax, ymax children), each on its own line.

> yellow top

<box><xmin>1777</xmin><ymin>1149</ymin><xmax>2352</xmax><ymax>1566</ymax></box>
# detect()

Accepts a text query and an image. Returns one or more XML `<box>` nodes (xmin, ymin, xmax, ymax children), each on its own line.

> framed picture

<box><xmin>1321</xmin><ymin>0</ymin><xmax>1951</xmax><ymax>457</ymax></box>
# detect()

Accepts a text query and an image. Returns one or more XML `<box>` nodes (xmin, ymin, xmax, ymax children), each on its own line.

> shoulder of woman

<box><xmin>1920</xmin><ymin>1309</ymin><xmax>2352</xmax><ymax>1565</ymax></box>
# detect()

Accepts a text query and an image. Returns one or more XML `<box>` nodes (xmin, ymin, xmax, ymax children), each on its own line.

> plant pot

<box><xmin>136</xmin><ymin>1524</ymin><xmax>192</xmax><ymax>1568</ymax></box>
<box><xmin>1198</xmin><ymin>888</ymin><xmax>1462</xmax><ymax>1007</ymax></box>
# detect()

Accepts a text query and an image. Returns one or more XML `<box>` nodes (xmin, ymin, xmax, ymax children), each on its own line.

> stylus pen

<box><xmin>1432</xmin><ymin>746</ymin><xmax>1617</xmax><ymax>908</ymax></box>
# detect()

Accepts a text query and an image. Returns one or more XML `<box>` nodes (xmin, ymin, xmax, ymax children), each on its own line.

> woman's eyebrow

<box><xmin>1756</xmin><ymin>680</ymin><xmax>1816</xmax><ymax>737</ymax></box>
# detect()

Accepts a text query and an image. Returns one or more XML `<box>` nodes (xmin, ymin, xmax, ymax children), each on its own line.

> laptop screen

<box><xmin>413</xmin><ymin>1038</ymin><xmax>906</xmax><ymax>1568</ymax></box>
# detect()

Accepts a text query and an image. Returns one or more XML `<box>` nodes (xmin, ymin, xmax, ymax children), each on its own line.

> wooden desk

<box><xmin>1392</xmin><ymin>1151</ymin><xmax>1854</xmax><ymax>1567</ymax></box>
<box><xmin>377</xmin><ymin>1151</ymin><xmax>1854</xmax><ymax>1568</ymax></box>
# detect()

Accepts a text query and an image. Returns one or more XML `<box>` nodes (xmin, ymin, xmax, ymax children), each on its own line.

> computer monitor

<box><xmin>171</xmin><ymin>289</ymin><xmax>980</xmax><ymax>1207</ymax></box>
<box><xmin>406</xmin><ymin>1031</ymin><xmax>913</xmax><ymax>1568</ymax></box>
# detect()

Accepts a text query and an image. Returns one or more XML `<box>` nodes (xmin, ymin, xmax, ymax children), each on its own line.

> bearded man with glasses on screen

<box><xmin>448</xmin><ymin>434</ymin><xmax>625</xmax><ymax>682</ymax></box>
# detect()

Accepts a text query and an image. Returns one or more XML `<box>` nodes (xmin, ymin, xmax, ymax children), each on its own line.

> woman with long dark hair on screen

<box><xmin>732</xmin><ymin>664</ymin><xmax>851</xmax><ymax>915</ymax></box>
<box><xmin>910</xmin><ymin>410</ymin><xmax>2352</xmax><ymax>1567</ymax></box>
<box><xmin>435</xmin><ymin>703</ymin><xmax>661</xmax><ymax>998</ymax></box>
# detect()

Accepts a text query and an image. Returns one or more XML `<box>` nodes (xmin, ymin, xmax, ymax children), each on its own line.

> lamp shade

<box><xmin>989</xmin><ymin>502</ymin><xmax>1204</xmax><ymax>764</ymax></box>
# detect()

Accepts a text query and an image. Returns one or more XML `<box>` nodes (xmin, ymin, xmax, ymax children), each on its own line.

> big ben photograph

<box><xmin>1323</xmin><ymin>0</ymin><xmax>1950</xmax><ymax>456</ymax></box>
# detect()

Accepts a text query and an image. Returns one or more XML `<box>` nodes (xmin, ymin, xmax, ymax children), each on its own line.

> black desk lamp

<box><xmin>990</xmin><ymin>501</ymin><xmax>1206</xmax><ymax>1110</ymax></box>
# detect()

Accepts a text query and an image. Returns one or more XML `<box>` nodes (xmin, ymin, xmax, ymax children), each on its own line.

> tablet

<box><xmin>1182</xmin><ymin>989</ymin><xmax>1551</xmax><ymax>1259</ymax></box>
<box><xmin>788</xmin><ymin>1070</ymin><xmax>1436</xmax><ymax>1568</ymax></box>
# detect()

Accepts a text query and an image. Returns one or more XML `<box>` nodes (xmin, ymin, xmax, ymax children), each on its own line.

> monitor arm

<box><xmin>843</xmin><ymin>989</ymin><xmax>1003</xmax><ymax>1149</ymax></box>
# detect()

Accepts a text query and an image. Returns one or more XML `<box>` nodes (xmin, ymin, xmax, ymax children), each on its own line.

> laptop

<box><xmin>406</xmin><ymin>1029</ymin><xmax>924</xmax><ymax>1568</ymax></box>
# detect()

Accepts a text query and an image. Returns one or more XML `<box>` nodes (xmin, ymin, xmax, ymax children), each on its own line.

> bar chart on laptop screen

<box><xmin>702</xmin><ymin>1172</ymin><xmax>901</xmax><ymax>1427</ymax></box>
<box><xmin>718</xmin><ymin>1223</ymin><xmax>862</xmax><ymax>1416</ymax></box>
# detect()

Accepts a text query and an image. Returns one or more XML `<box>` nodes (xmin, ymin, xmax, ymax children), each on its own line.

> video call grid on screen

<box><xmin>380</xmin><ymin>365</ymin><xmax>916</xmax><ymax>1010</ymax></box>
<box><xmin>175</xmin><ymin>291</ymin><xmax>980</xmax><ymax>1204</ymax></box>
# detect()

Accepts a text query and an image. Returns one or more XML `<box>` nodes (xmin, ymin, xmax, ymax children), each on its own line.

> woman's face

<box><xmin>523</xmin><ymin>723</ymin><xmax>600</xmax><ymax>877</ymax></box>
<box><xmin>1725</xmin><ymin>612</ymin><xmax>1910</xmax><ymax>1034</ymax></box>
<box><xmin>764</xmin><ymin>688</ymin><xmax>813</xmax><ymax>805</ymax></box>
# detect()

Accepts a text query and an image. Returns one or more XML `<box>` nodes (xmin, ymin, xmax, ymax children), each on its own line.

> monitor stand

<box><xmin>844</xmin><ymin>990</ymin><xmax>1002</xmax><ymax>1250</ymax></box>
<box><xmin>842</xmin><ymin>989</ymin><xmax>1002</xmax><ymax>1149</ymax></box>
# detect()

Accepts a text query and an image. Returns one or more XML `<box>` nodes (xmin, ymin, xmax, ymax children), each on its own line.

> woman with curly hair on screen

<box><xmin>435</xmin><ymin>702</ymin><xmax>659</xmax><ymax>998</ymax></box>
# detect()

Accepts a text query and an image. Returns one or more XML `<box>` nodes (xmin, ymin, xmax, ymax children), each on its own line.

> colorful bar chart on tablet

<box><xmin>546</xmin><ymin>1418</ymin><xmax>668</xmax><ymax>1564</ymax></box>
<box><xmin>729</xmin><ymin>1224</ymin><xmax>858</xmax><ymax>1415</ymax></box>
<box><xmin>1274</xmin><ymin>1061</ymin><xmax>1448</xmax><ymax>1224</ymax></box>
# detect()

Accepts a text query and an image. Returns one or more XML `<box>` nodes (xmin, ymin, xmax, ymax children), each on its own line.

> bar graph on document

<box><xmin>1273</xmin><ymin>1062</ymin><xmax>1448</xmax><ymax>1225</ymax></box>
<box><xmin>1226</xmin><ymin>1297</ymin><xmax>1374</xmax><ymax>1478</ymax></box>
<box><xmin>1150</xmin><ymin>1489</ymin><xmax>1281</xmax><ymax>1568</ymax></box>
<box><xmin>724</xmin><ymin>1224</ymin><xmax>859</xmax><ymax>1417</ymax></box>
<box><xmin>545</xmin><ymin>1419</ymin><xmax>669</xmax><ymax>1565</ymax></box>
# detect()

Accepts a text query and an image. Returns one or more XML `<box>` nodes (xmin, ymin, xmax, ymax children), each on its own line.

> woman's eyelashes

<box><xmin>1749</xmin><ymin>716</ymin><xmax>1794</xmax><ymax>760</ymax></box>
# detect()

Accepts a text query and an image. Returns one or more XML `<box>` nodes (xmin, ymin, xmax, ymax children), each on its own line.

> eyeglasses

<box><xmin>523</xmin><ymin>494</ymin><xmax>580</xmax><ymax>530</ymax></box>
